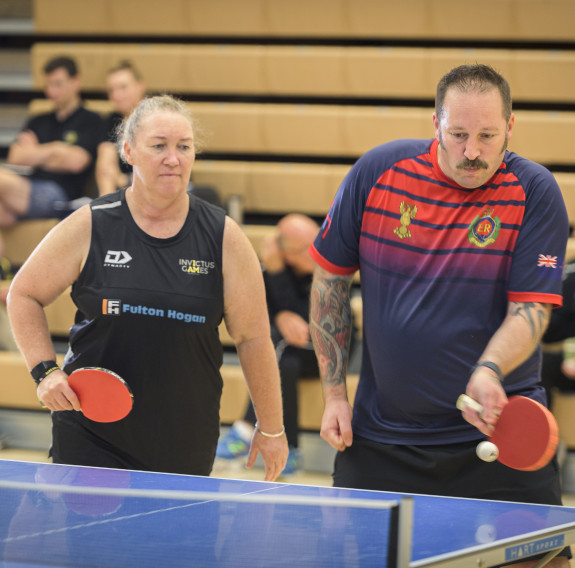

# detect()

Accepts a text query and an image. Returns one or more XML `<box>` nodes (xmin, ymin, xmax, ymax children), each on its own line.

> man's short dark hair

<box><xmin>43</xmin><ymin>56</ymin><xmax>78</xmax><ymax>77</ymax></box>
<box><xmin>436</xmin><ymin>64</ymin><xmax>512</xmax><ymax>122</ymax></box>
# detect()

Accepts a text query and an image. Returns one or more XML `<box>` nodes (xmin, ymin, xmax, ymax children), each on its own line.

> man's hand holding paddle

<box><xmin>459</xmin><ymin>362</ymin><xmax>559</xmax><ymax>472</ymax></box>
<box><xmin>461</xmin><ymin>363</ymin><xmax>508</xmax><ymax>437</ymax></box>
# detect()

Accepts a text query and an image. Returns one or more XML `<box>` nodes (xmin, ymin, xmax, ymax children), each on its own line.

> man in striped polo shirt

<box><xmin>310</xmin><ymin>64</ymin><xmax>569</xmax><ymax>567</ymax></box>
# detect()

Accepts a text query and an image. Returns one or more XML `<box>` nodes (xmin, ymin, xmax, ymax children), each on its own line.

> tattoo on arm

<box><xmin>310</xmin><ymin>272</ymin><xmax>353</xmax><ymax>387</ymax></box>
<box><xmin>509</xmin><ymin>302</ymin><xmax>550</xmax><ymax>340</ymax></box>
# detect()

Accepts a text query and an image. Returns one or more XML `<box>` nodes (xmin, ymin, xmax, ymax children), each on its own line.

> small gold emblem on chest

<box><xmin>394</xmin><ymin>201</ymin><xmax>418</xmax><ymax>239</ymax></box>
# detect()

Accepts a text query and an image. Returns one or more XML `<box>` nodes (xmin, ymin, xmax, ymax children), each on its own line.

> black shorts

<box><xmin>51</xmin><ymin>413</ymin><xmax>214</xmax><ymax>476</ymax></box>
<box><xmin>333</xmin><ymin>436</ymin><xmax>570</xmax><ymax>565</ymax></box>
<box><xmin>51</xmin><ymin>414</ymin><xmax>147</xmax><ymax>471</ymax></box>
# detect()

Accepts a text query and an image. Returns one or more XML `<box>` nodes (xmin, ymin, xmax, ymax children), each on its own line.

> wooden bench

<box><xmin>551</xmin><ymin>389</ymin><xmax>575</xmax><ymax>450</ymax></box>
<box><xmin>28</xmin><ymin>99</ymin><xmax>575</xmax><ymax>166</ymax></box>
<box><xmin>3</xmin><ymin>219</ymin><xmax>76</xmax><ymax>337</ymax></box>
<box><xmin>31</xmin><ymin>43</ymin><xmax>575</xmax><ymax>104</ymax></box>
<box><xmin>0</xmin><ymin>352</ymin><xmax>348</xmax><ymax>432</ymax></box>
<box><xmin>193</xmin><ymin>161</ymin><xmax>348</xmax><ymax>216</ymax></box>
<box><xmin>0</xmin><ymin>351</ymin><xmax>65</xmax><ymax>411</ymax></box>
<box><xmin>2</xmin><ymin>219</ymin><xmax>358</xmax><ymax>342</ymax></box>
<box><xmin>220</xmin><ymin>363</ymin><xmax>359</xmax><ymax>430</ymax></box>
<box><xmin>33</xmin><ymin>0</ymin><xmax>575</xmax><ymax>42</ymax></box>
<box><xmin>2</xmin><ymin>219</ymin><xmax>59</xmax><ymax>266</ymax></box>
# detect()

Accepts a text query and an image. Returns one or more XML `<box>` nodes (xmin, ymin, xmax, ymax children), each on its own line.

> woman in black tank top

<box><xmin>8</xmin><ymin>95</ymin><xmax>288</xmax><ymax>480</ymax></box>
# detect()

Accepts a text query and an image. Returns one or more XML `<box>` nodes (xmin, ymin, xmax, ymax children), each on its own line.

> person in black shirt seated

<box><xmin>0</xmin><ymin>56</ymin><xmax>104</xmax><ymax>227</ymax></box>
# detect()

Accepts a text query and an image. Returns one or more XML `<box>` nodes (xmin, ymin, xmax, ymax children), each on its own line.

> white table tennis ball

<box><xmin>476</xmin><ymin>441</ymin><xmax>499</xmax><ymax>462</ymax></box>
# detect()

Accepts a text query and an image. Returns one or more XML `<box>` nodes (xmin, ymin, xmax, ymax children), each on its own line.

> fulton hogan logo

<box><xmin>102</xmin><ymin>299</ymin><xmax>206</xmax><ymax>324</ymax></box>
<box><xmin>104</xmin><ymin>250</ymin><xmax>132</xmax><ymax>267</ymax></box>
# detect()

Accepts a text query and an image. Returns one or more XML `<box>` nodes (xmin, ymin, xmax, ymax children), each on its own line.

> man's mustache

<box><xmin>456</xmin><ymin>158</ymin><xmax>489</xmax><ymax>170</ymax></box>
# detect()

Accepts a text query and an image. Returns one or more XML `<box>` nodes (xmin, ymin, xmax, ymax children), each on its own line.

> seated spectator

<box><xmin>96</xmin><ymin>61</ymin><xmax>146</xmax><ymax>195</ymax></box>
<box><xmin>216</xmin><ymin>214</ymin><xmax>354</xmax><ymax>475</ymax></box>
<box><xmin>0</xmin><ymin>56</ymin><xmax>105</xmax><ymax>227</ymax></box>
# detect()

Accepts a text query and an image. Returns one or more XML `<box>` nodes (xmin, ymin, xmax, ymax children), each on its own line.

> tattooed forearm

<box><xmin>509</xmin><ymin>302</ymin><xmax>550</xmax><ymax>340</ymax></box>
<box><xmin>310</xmin><ymin>271</ymin><xmax>354</xmax><ymax>387</ymax></box>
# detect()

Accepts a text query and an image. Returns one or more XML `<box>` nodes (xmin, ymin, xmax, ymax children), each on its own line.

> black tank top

<box><xmin>56</xmin><ymin>189</ymin><xmax>226</xmax><ymax>474</ymax></box>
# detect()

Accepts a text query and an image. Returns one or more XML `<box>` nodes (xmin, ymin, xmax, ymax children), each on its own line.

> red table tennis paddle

<box><xmin>68</xmin><ymin>367</ymin><xmax>133</xmax><ymax>423</ymax></box>
<box><xmin>457</xmin><ymin>394</ymin><xmax>559</xmax><ymax>471</ymax></box>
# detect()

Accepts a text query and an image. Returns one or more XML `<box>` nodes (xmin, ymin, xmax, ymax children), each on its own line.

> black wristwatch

<box><xmin>30</xmin><ymin>360</ymin><xmax>60</xmax><ymax>386</ymax></box>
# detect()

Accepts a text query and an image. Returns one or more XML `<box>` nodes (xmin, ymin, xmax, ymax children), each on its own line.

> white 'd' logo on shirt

<box><xmin>104</xmin><ymin>250</ymin><xmax>132</xmax><ymax>266</ymax></box>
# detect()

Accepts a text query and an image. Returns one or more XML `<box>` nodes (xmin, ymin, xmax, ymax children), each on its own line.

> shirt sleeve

<box><xmin>310</xmin><ymin>147</ymin><xmax>383</xmax><ymax>275</ymax></box>
<box><xmin>507</xmin><ymin>165</ymin><xmax>569</xmax><ymax>307</ymax></box>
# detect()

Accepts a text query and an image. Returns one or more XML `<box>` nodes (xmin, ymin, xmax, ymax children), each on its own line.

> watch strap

<box><xmin>470</xmin><ymin>361</ymin><xmax>504</xmax><ymax>383</ymax></box>
<box><xmin>30</xmin><ymin>360</ymin><xmax>60</xmax><ymax>386</ymax></box>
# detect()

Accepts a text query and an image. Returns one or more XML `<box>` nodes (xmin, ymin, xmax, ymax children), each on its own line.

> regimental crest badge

<box><xmin>394</xmin><ymin>201</ymin><xmax>418</xmax><ymax>239</ymax></box>
<box><xmin>468</xmin><ymin>207</ymin><xmax>501</xmax><ymax>248</ymax></box>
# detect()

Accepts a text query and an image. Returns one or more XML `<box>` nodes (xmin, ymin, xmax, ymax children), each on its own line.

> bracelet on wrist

<box><xmin>30</xmin><ymin>360</ymin><xmax>60</xmax><ymax>386</ymax></box>
<box><xmin>255</xmin><ymin>422</ymin><xmax>285</xmax><ymax>438</ymax></box>
<box><xmin>470</xmin><ymin>361</ymin><xmax>504</xmax><ymax>383</ymax></box>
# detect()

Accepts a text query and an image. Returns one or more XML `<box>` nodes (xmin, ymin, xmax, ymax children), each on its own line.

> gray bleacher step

<box><xmin>0</xmin><ymin>104</ymin><xmax>28</xmax><ymax>147</ymax></box>
<box><xmin>0</xmin><ymin>18</ymin><xmax>34</xmax><ymax>34</ymax></box>
<box><xmin>0</xmin><ymin>49</ymin><xmax>32</xmax><ymax>91</ymax></box>
<box><xmin>0</xmin><ymin>72</ymin><xmax>32</xmax><ymax>91</ymax></box>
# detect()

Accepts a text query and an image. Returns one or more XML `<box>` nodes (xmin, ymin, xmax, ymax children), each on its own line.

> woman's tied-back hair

<box><xmin>117</xmin><ymin>95</ymin><xmax>205</xmax><ymax>162</ymax></box>
<box><xmin>107</xmin><ymin>59</ymin><xmax>143</xmax><ymax>81</ymax></box>
<box><xmin>435</xmin><ymin>64</ymin><xmax>512</xmax><ymax>123</ymax></box>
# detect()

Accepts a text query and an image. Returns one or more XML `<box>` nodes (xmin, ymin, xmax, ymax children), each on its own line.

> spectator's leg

<box><xmin>0</xmin><ymin>169</ymin><xmax>32</xmax><ymax>227</ymax></box>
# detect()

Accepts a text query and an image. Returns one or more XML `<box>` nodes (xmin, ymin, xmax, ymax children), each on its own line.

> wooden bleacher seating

<box><xmin>219</xmin><ymin>363</ymin><xmax>359</xmax><ymax>429</ymax></box>
<box><xmin>0</xmin><ymin>217</ymin><xmax>362</xmax><ymax>429</ymax></box>
<box><xmin>194</xmin><ymin>161</ymin><xmax>348</xmax><ymax>216</ymax></box>
<box><xmin>33</xmin><ymin>0</ymin><xmax>575</xmax><ymax>42</ymax></box>
<box><xmin>27</xmin><ymin>98</ymin><xmax>575</xmax><ymax>167</ymax></box>
<box><xmin>3</xmin><ymin>219</ymin><xmax>76</xmax><ymax>337</ymax></box>
<box><xmin>0</xmin><ymin>351</ymin><xmax>65</xmax><ymax>411</ymax></box>
<box><xmin>14</xmin><ymin>0</ymin><xmax>575</xmax><ymax>433</ymax></box>
<box><xmin>1</xmin><ymin>219</ymin><xmax>359</xmax><ymax>345</ymax></box>
<box><xmin>2</xmin><ymin>219</ymin><xmax>58</xmax><ymax>266</ymax></box>
<box><xmin>31</xmin><ymin>43</ymin><xmax>575</xmax><ymax>104</ymax></box>
<box><xmin>551</xmin><ymin>389</ymin><xmax>575</xmax><ymax>450</ymax></box>
<box><xmin>0</xmin><ymin>347</ymin><xmax>357</xmax><ymax>430</ymax></box>
<box><xmin>553</xmin><ymin>174</ymin><xmax>575</xmax><ymax>223</ymax></box>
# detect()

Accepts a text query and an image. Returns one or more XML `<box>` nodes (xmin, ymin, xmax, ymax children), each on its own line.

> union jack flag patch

<box><xmin>537</xmin><ymin>254</ymin><xmax>558</xmax><ymax>268</ymax></box>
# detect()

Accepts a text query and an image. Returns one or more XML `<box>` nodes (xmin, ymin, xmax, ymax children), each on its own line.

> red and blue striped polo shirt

<box><xmin>311</xmin><ymin>138</ymin><xmax>569</xmax><ymax>445</ymax></box>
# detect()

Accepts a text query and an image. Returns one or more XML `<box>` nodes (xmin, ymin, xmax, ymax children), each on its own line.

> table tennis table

<box><xmin>1</xmin><ymin>459</ymin><xmax>575</xmax><ymax>568</ymax></box>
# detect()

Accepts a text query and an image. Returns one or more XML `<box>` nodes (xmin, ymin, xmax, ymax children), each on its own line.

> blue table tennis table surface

<box><xmin>1</xmin><ymin>459</ymin><xmax>575</xmax><ymax>568</ymax></box>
